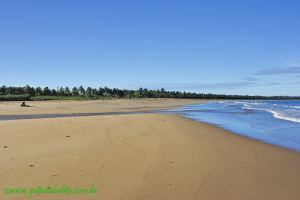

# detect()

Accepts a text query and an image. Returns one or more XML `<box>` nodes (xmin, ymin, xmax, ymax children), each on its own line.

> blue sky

<box><xmin>0</xmin><ymin>0</ymin><xmax>300</xmax><ymax>96</ymax></box>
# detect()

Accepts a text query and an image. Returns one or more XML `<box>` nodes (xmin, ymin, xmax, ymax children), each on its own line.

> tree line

<box><xmin>0</xmin><ymin>85</ymin><xmax>299</xmax><ymax>101</ymax></box>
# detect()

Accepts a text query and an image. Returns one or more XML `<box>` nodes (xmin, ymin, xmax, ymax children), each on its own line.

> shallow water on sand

<box><xmin>165</xmin><ymin>100</ymin><xmax>300</xmax><ymax>152</ymax></box>
<box><xmin>0</xmin><ymin>111</ymin><xmax>154</xmax><ymax>121</ymax></box>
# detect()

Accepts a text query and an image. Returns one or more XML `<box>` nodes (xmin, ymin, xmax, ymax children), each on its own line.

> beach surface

<box><xmin>1</xmin><ymin>99</ymin><xmax>300</xmax><ymax>200</ymax></box>
<box><xmin>0</xmin><ymin>98</ymin><xmax>205</xmax><ymax>115</ymax></box>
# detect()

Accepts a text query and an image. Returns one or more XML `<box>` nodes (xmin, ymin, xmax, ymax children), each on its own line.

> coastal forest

<box><xmin>0</xmin><ymin>85</ymin><xmax>299</xmax><ymax>101</ymax></box>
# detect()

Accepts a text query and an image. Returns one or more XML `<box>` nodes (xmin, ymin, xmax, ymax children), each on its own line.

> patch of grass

<box><xmin>0</xmin><ymin>95</ymin><xmax>31</xmax><ymax>101</ymax></box>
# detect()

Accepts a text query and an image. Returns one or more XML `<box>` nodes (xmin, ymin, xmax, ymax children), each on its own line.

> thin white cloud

<box><xmin>242</xmin><ymin>77</ymin><xmax>260</xmax><ymax>81</ymax></box>
<box><xmin>161</xmin><ymin>81</ymin><xmax>282</xmax><ymax>90</ymax></box>
<box><xmin>256</xmin><ymin>67</ymin><xmax>300</xmax><ymax>75</ymax></box>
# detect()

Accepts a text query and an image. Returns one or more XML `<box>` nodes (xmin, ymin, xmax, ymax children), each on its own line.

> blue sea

<box><xmin>165</xmin><ymin>100</ymin><xmax>300</xmax><ymax>152</ymax></box>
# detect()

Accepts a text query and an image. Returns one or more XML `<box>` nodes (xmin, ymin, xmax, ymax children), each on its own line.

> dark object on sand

<box><xmin>20</xmin><ymin>102</ymin><xmax>27</xmax><ymax>107</ymax></box>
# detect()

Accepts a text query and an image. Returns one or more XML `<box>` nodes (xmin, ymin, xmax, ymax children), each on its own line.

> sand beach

<box><xmin>1</xmin><ymin>99</ymin><xmax>300</xmax><ymax>200</ymax></box>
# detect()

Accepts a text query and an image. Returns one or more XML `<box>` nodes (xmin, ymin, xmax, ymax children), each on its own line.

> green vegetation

<box><xmin>0</xmin><ymin>85</ymin><xmax>299</xmax><ymax>101</ymax></box>
<box><xmin>0</xmin><ymin>94</ymin><xmax>31</xmax><ymax>101</ymax></box>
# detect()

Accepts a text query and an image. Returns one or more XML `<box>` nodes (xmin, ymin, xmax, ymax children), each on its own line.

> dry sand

<box><xmin>0</xmin><ymin>98</ymin><xmax>205</xmax><ymax>115</ymax></box>
<box><xmin>0</xmin><ymin>100</ymin><xmax>300</xmax><ymax>200</ymax></box>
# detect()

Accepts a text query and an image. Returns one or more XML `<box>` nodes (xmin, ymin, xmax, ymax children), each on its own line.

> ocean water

<box><xmin>165</xmin><ymin>100</ymin><xmax>300</xmax><ymax>152</ymax></box>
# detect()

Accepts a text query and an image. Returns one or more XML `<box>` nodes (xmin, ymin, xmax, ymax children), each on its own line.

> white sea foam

<box><xmin>281</xmin><ymin>105</ymin><xmax>300</xmax><ymax>109</ymax></box>
<box><xmin>243</xmin><ymin>106</ymin><xmax>300</xmax><ymax>124</ymax></box>
<box><xmin>268</xmin><ymin>110</ymin><xmax>300</xmax><ymax>123</ymax></box>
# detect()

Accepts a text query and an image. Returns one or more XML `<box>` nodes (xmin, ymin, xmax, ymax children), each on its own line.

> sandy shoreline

<box><xmin>0</xmin><ymin>98</ymin><xmax>207</xmax><ymax>115</ymax></box>
<box><xmin>1</xmin><ymin>99</ymin><xmax>300</xmax><ymax>200</ymax></box>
